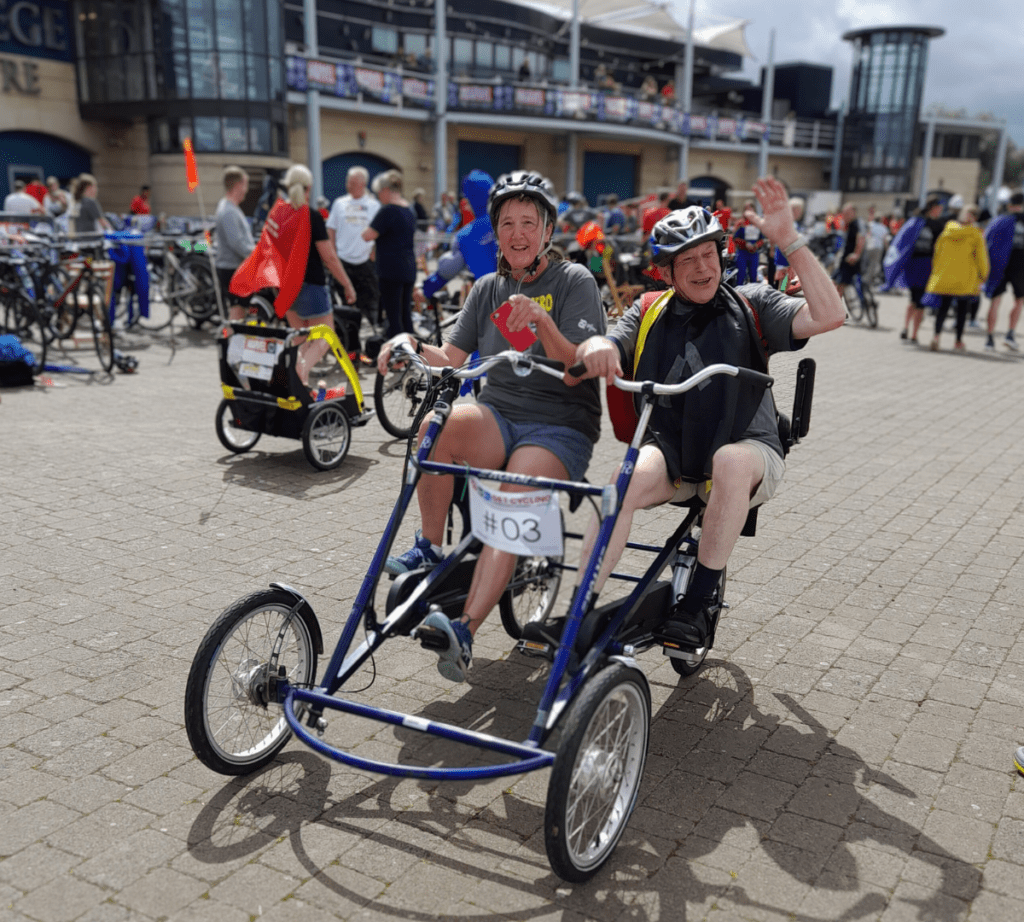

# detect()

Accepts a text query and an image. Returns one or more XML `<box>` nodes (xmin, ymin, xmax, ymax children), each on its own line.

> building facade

<box><xmin>0</xmin><ymin>1</ymin><xmax>1007</xmax><ymax>221</ymax></box>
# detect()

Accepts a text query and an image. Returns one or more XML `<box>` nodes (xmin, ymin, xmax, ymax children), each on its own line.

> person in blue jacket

<box><xmin>421</xmin><ymin>170</ymin><xmax>498</xmax><ymax>300</ymax></box>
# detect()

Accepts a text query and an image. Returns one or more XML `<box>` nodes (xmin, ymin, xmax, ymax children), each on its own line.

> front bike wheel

<box><xmin>176</xmin><ymin>258</ymin><xmax>219</xmax><ymax>327</ymax></box>
<box><xmin>88</xmin><ymin>280</ymin><xmax>115</xmax><ymax>372</ymax></box>
<box><xmin>374</xmin><ymin>362</ymin><xmax>430</xmax><ymax>439</ymax></box>
<box><xmin>184</xmin><ymin>589</ymin><xmax>318</xmax><ymax>775</ymax></box>
<box><xmin>499</xmin><ymin>550</ymin><xmax>563</xmax><ymax>639</ymax></box>
<box><xmin>545</xmin><ymin>662</ymin><xmax>650</xmax><ymax>882</ymax></box>
<box><xmin>863</xmin><ymin>285</ymin><xmax>878</xmax><ymax>328</ymax></box>
<box><xmin>843</xmin><ymin>284</ymin><xmax>864</xmax><ymax>323</ymax></box>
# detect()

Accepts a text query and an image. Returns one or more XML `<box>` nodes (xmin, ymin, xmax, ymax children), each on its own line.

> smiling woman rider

<box><xmin>375</xmin><ymin>170</ymin><xmax>607</xmax><ymax>682</ymax></box>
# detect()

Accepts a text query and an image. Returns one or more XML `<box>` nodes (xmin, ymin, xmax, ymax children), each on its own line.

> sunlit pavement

<box><xmin>2</xmin><ymin>293</ymin><xmax>1022</xmax><ymax>922</ymax></box>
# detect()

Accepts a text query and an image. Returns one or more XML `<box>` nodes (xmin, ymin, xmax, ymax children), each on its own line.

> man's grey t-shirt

<box><xmin>447</xmin><ymin>260</ymin><xmax>606</xmax><ymax>443</ymax></box>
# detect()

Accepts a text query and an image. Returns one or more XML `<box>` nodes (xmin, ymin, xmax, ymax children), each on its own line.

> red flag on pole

<box><xmin>183</xmin><ymin>139</ymin><xmax>199</xmax><ymax>193</ymax></box>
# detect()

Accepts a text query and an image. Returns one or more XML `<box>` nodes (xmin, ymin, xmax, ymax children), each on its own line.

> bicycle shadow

<box><xmin>183</xmin><ymin>650</ymin><xmax>979</xmax><ymax>921</ymax></box>
<box><xmin>215</xmin><ymin>448</ymin><xmax>379</xmax><ymax>497</ymax></box>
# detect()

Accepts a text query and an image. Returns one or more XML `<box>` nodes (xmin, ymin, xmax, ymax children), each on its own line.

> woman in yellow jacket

<box><xmin>927</xmin><ymin>205</ymin><xmax>989</xmax><ymax>351</ymax></box>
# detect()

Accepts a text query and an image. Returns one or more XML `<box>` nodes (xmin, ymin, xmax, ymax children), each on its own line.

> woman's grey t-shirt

<box><xmin>74</xmin><ymin>197</ymin><xmax>103</xmax><ymax>235</ymax></box>
<box><xmin>447</xmin><ymin>260</ymin><xmax>606</xmax><ymax>443</ymax></box>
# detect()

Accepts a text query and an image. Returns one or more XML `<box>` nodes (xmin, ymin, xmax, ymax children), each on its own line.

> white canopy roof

<box><xmin>508</xmin><ymin>0</ymin><xmax>754</xmax><ymax>57</ymax></box>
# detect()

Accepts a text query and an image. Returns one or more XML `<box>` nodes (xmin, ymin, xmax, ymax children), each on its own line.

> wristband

<box><xmin>414</xmin><ymin>338</ymin><xmax>423</xmax><ymax>355</ymax></box>
<box><xmin>782</xmin><ymin>234</ymin><xmax>808</xmax><ymax>257</ymax></box>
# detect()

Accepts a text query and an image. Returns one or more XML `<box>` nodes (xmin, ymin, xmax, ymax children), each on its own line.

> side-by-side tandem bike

<box><xmin>185</xmin><ymin>345</ymin><xmax>815</xmax><ymax>881</ymax></box>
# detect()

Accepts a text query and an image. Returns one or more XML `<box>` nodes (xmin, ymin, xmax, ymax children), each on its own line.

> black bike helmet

<box><xmin>649</xmin><ymin>206</ymin><xmax>725</xmax><ymax>266</ymax></box>
<box><xmin>487</xmin><ymin>170</ymin><xmax>559</xmax><ymax>228</ymax></box>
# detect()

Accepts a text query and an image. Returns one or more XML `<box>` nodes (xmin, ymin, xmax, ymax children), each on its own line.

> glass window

<box><xmin>218</xmin><ymin>51</ymin><xmax>244</xmax><ymax>98</ymax></box>
<box><xmin>193</xmin><ymin>116</ymin><xmax>221</xmax><ymax>151</ymax></box>
<box><xmin>494</xmin><ymin>44</ymin><xmax>510</xmax><ymax>70</ymax></box>
<box><xmin>551</xmin><ymin>57</ymin><xmax>570</xmax><ymax>81</ymax></box>
<box><xmin>191</xmin><ymin>52</ymin><xmax>218</xmax><ymax>97</ymax></box>
<box><xmin>249</xmin><ymin>118</ymin><xmax>271</xmax><ymax>152</ymax></box>
<box><xmin>187</xmin><ymin>0</ymin><xmax>215</xmax><ymax>49</ymax></box>
<box><xmin>172</xmin><ymin>50</ymin><xmax>190</xmax><ymax>97</ymax></box>
<box><xmin>372</xmin><ymin>27</ymin><xmax>398</xmax><ymax>55</ymax></box>
<box><xmin>453</xmin><ymin>38</ymin><xmax>472</xmax><ymax>66</ymax></box>
<box><xmin>405</xmin><ymin>33</ymin><xmax>427</xmax><ymax>58</ymax></box>
<box><xmin>269</xmin><ymin>56</ymin><xmax>283</xmax><ymax>100</ymax></box>
<box><xmin>216</xmin><ymin>0</ymin><xmax>243</xmax><ymax>50</ymax></box>
<box><xmin>475</xmin><ymin>41</ymin><xmax>492</xmax><ymax>68</ymax></box>
<box><xmin>223</xmin><ymin>117</ymin><xmax>248</xmax><ymax>151</ymax></box>
<box><xmin>246</xmin><ymin>54</ymin><xmax>269</xmax><ymax>100</ymax></box>
<box><xmin>243</xmin><ymin>0</ymin><xmax>267</xmax><ymax>53</ymax></box>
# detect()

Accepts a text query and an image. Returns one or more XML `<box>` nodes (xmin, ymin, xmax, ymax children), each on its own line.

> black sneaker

<box><xmin>653</xmin><ymin>597</ymin><xmax>720</xmax><ymax>649</ymax></box>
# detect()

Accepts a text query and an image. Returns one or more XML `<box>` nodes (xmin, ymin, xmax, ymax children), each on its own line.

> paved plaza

<box><xmin>2</xmin><ymin>291</ymin><xmax>1023</xmax><ymax>922</ymax></box>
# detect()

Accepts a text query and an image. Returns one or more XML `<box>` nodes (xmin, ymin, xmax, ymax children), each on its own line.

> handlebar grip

<box><xmin>735</xmin><ymin>367</ymin><xmax>774</xmax><ymax>387</ymax></box>
<box><xmin>530</xmin><ymin>355</ymin><xmax>565</xmax><ymax>371</ymax></box>
<box><xmin>567</xmin><ymin>362</ymin><xmax>588</xmax><ymax>377</ymax></box>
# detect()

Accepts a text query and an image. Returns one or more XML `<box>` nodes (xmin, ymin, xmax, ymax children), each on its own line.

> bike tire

<box><xmin>176</xmin><ymin>257</ymin><xmax>219</xmax><ymax>327</ymax></box>
<box><xmin>668</xmin><ymin>567</ymin><xmax>726</xmax><ymax>679</ymax></box>
<box><xmin>374</xmin><ymin>363</ymin><xmax>431</xmax><ymax>439</ymax></box>
<box><xmin>2</xmin><ymin>293</ymin><xmax>47</xmax><ymax>376</ymax></box>
<box><xmin>88</xmin><ymin>279</ymin><xmax>115</xmax><ymax>372</ymax></box>
<box><xmin>863</xmin><ymin>285</ymin><xmax>878</xmax><ymax>328</ymax></box>
<box><xmin>499</xmin><ymin>533</ymin><xmax>564</xmax><ymax>640</ymax></box>
<box><xmin>184</xmin><ymin>588</ymin><xmax>318</xmax><ymax>775</ymax></box>
<box><xmin>843</xmin><ymin>285</ymin><xmax>864</xmax><ymax>323</ymax></box>
<box><xmin>302</xmin><ymin>402</ymin><xmax>351</xmax><ymax>471</ymax></box>
<box><xmin>544</xmin><ymin>662</ymin><xmax>650</xmax><ymax>882</ymax></box>
<box><xmin>215</xmin><ymin>399</ymin><xmax>261</xmax><ymax>453</ymax></box>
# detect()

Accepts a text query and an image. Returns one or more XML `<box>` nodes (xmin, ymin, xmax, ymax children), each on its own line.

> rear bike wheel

<box><xmin>667</xmin><ymin>566</ymin><xmax>726</xmax><ymax>679</ymax></box>
<box><xmin>184</xmin><ymin>589</ymin><xmax>318</xmax><ymax>775</ymax></box>
<box><xmin>545</xmin><ymin>662</ymin><xmax>650</xmax><ymax>882</ymax></box>
<box><xmin>862</xmin><ymin>284</ymin><xmax>878</xmax><ymax>328</ymax></box>
<box><xmin>87</xmin><ymin>279</ymin><xmax>115</xmax><ymax>372</ymax></box>
<box><xmin>215</xmin><ymin>399</ymin><xmax>261</xmax><ymax>453</ymax></box>
<box><xmin>374</xmin><ymin>361</ymin><xmax>431</xmax><ymax>439</ymax></box>
<box><xmin>302</xmin><ymin>402</ymin><xmax>351</xmax><ymax>470</ymax></box>
<box><xmin>175</xmin><ymin>257</ymin><xmax>219</xmax><ymax>327</ymax></box>
<box><xmin>843</xmin><ymin>284</ymin><xmax>864</xmax><ymax>323</ymax></box>
<box><xmin>499</xmin><ymin>546</ymin><xmax>564</xmax><ymax>640</ymax></box>
<box><xmin>2</xmin><ymin>294</ymin><xmax>47</xmax><ymax>376</ymax></box>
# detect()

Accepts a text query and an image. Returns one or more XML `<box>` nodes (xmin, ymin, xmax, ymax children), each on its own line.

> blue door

<box><xmin>321</xmin><ymin>152</ymin><xmax>398</xmax><ymax>204</ymax></box>
<box><xmin>582</xmin><ymin>151</ymin><xmax>636</xmax><ymax>207</ymax></box>
<box><xmin>0</xmin><ymin>131</ymin><xmax>91</xmax><ymax>201</ymax></box>
<box><xmin>457</xmin><ymin>141</ymin><xmax>519</xmax><ymax>193</ymax></box>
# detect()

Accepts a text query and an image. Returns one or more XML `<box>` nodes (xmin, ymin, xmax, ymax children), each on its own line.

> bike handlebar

<box><xmin>391</xmin><ymin>343</ymin><xmax>568</xmax><ymax>383</ymax></box>
<box><xmin>567</xmin><ymin>361</ymin><xmax>773</xmax><ymax>394</ymax></box>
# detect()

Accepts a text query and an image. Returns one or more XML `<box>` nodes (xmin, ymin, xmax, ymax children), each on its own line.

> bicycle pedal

<box><xmin>515</xmin><ymin>637</ymin><xmax>556</xmax><ymax>660</ymax></box>
<box><xmin>413</xmin><ymin>625</ymin><xmax>450</xmax><ymax>651</ymax></box>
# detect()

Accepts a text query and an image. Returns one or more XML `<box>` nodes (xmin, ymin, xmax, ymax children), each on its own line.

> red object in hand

<box><xmin>491</xmin><ymin>300</ymin><xmax>537</xmax><ymax>351</ymax></box>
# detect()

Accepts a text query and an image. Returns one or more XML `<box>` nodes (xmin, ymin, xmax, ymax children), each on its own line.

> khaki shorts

<box><xmin>670</xmin><ymin>439</ymin><xmax>785</xmax><ymax>508</ymax></box>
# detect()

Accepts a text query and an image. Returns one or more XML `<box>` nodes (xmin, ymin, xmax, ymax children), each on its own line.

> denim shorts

<box><xmin>291</xmin><ymin>283</ymin><xmax>331</xmax><ymax>319</ymax></box>
<box><xmin>482</xmin><ymin>405</ymin><xmax>594</xmax><ymax>483</ymax></box>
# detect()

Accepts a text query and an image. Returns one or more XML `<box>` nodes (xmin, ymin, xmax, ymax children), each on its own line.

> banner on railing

<box><xmin>284</xmin><ymin>56</ymin><xmax>820</xmax><ymax>147</ymax></box>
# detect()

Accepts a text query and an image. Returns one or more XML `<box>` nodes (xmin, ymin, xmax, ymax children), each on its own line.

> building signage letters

<box><xmin>0</xmin><ymin>0</ymin><xmax>72</xmax><ymax>62</ymax></box>
<box><xmin>1</xmin><ymin>54</ymin><xmax>39</xmax><ymax>93</ymax></box>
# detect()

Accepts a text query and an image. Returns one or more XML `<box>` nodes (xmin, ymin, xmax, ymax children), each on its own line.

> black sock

<box><xmin>682</xmin><ymin>563</ymin><xmax>722</xmax><ymax>609</ymax></box>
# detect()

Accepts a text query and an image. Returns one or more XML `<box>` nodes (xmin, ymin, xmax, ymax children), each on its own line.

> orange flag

<box><xmin>183</xmin><ymin>139</ymin><xmax>199</xmax><ymax>193</ymax></box>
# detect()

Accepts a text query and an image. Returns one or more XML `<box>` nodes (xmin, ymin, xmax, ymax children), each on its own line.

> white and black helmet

<box><xmin>649</xmin><ymin>206</ymin><xmax>725</xmax><ymax>266</ymax></box>
<box><xmin>487</xmin><ymin>170</ymin><xmax>560</xmax><ymax>228</ymax></box>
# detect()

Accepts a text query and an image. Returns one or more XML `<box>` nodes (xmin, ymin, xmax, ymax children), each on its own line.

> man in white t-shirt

<box><xmin>326</xmin><ymin>167</ymin><xmax>381</xmax><ymax>334</ymax></box>
<box><xmin>3</xmin><ymin>180</ymin><xmax>43</xmax><ymax>216</ymax></box>
<box><xmin>862</xmin><ymin>205</ymin><xmax>889</xmax><ymax>287</ymax></box>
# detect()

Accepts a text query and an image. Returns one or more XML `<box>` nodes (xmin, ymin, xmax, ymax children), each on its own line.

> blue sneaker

<box><xmin>1015</xmin><ymin>746</ymin><xmax>1024</xmax><ymax>776</ymax></box>
<box><xmin>385</xmin><ymin>533</ymin><xmax>442</xmax><ymax>575</ymax></box>
<box><xmin>420</xmin><ymin>610</ymin><xmax>473</xmax><ymax>682</ymax></box>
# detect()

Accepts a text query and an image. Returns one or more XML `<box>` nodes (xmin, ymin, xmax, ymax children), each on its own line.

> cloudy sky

<box><xmin>690</xmin><ymin>0</ymin><xmax>1024</xmax><ymax>147</ymax></box>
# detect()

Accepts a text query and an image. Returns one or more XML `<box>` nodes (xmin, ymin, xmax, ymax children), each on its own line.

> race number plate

<box><xmin>468</xmin><ymin>477</ymin><xmax>563</xmax><ymax>557</ymax></box>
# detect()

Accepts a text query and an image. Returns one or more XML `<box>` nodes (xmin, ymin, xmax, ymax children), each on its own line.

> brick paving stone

<box><xmin>3</xmin><ymin>295</ymin><xmax>1024</xmax><ymax>920</ymax></box>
